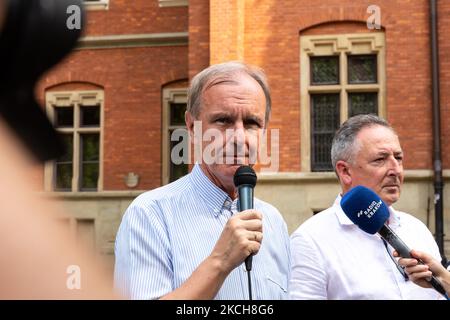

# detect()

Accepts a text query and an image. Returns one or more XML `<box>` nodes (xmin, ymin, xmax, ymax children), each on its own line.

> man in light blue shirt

<box><xmin>114</xmin><ymin>61</ymin><xmax>290</xmax><ymax>300</ymax></box>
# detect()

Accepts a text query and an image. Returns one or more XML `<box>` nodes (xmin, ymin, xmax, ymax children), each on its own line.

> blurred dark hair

<box><xmin>0</xmin><ymin>0</ymin><xmax>84</xmax><ymax>162</ymax></box>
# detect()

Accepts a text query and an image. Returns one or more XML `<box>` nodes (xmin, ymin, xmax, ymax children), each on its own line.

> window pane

<box><xmin>349</xmin><ymin>93</ymin><xmax>378</xmax><ymax>117</ymax></box>
<box><xmin>80</xmin><ymin>134</ymin><xmax>99</xmax><ymax>190</ymax></box>
<box><xmin>313</xmin><ymin>133</ymin><xmax>335</xmax><ymax>170</ymax></box>
<box><xmin>170</xmin><ymin>103</ymin><xmax>187</xmax><ymax>126</ymax></box>
<box><xmin>311</xmin><ymin>94</ymin><xmax>340</xmax><ymax>171</ymax></box>
<box><xmin>55</xmin><ymin>163</ymin><xmax>72</xmax><ymax>190</ymax></box>
<box><xmin>169</xmin><ymin>129</ymin><xmax>188</xmax><ymax>182</ymax></box>
<box><xmin>81</xmin><ymin>105</ymin><xmax>100</xmax><ymax>127</ymax></box>
<box><xmin>311</xmin><ymin>56</ymin><xmax>339</xmax><ymax>85</ymax></box>
<box><xmin>80</xmin><ymin>163</ymin><xmax>99</xmax><ymax>190</ymax></box>
<box><xmin>55</xmin><ymin>106</ymin><xmax>74</xmax><ymax>127</ymax></box>
<box><xmin>57</xmin><ymin>134</ymin><xmax>73</xmax><ymax>162</ymax></box>
<box><xmin>348</xmin><ymin>55</ymin><xmax>377</xmax><ymax>84</ymax></box>
<box><xmin>170</xmin><ymin>163</ymin><xmax>188</xmax><ymax>182</ymax></box>
<box><xmin>55</xmin><ymin>134</ymin><xmax>73</xmax><ymax>191</ymax></box>
<box><xmin>81</xmin><ymin>134</ymin><xmax>99</xmax><ymax>161</ymax></box>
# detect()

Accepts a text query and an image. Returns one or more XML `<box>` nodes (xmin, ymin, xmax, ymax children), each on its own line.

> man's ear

<box><xmin>336</xmin><ymin>160</ymin><xmax>352</xmax><ymax>186</ymax></box>
<box><xmin>185</xmin><ymin>111</ymin><xmax>195</xmax><ymax>139</ymax></box>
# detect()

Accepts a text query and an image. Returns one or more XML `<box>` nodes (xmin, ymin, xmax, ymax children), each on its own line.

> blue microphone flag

<box><xmin>340</xmin><ymin>185</ymin><xmax>390</xmax><ymax>235</ymax></box>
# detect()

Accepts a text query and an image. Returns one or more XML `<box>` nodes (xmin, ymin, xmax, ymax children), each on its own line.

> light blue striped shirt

<box><xmin>114</xmin><ymin>164</ymin><xmax>290</xmax><ymax>300</ymax></box>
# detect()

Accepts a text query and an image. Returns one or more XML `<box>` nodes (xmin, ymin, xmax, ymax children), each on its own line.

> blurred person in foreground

<box><xmin>289</xmin><ymin>114</ymin><xmax>443</xmax><ymax>299</ymax></box>
<box><xmin>114</xmin><ymin>61</ymin><xmax>290</xmax><ymax>300</ymax></box>
<box><xmin>0</xmin><ymin>0</ymin><xmax>115</xmax><ymax>299</ymax></box>
<box><xmin>0</xmin><ymin>120</ymin><xmax>116</xmax><ymax>299</ymax></box>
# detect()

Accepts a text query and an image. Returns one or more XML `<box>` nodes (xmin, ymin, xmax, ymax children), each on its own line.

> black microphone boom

<box><xmin>378</xmin><ymin>225</ymin><xmax>412</xmax><ymax>258</ymax></box>
<box><xmin>341</xmin><ymin>186</ymin><xmax>447</xmax><ymax>297</ymax></box>
<box><xmin>233</xmin><ymin>165</ymin><xmax>257</xmax><ymax>271</ymax></box>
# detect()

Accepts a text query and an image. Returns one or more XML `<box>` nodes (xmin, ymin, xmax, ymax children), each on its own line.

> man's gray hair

<box><xmin>331</xmin><ymin>114</ymin><xmax>394</xmax><ymax>169</ymax></box>
<box><xmin>187</xmin><ymin>61</ymin><xmax>272</xmax><ymax>125</ymax></box>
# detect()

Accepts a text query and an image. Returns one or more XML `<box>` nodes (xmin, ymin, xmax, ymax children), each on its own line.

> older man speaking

<box><xmin>114</xmin><ymin>61</ymin><xmax>290</xmax><ymax>300</ymax></box>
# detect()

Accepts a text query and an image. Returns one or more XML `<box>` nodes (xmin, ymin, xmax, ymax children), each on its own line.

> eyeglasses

<box><xmin>382</xmin><ymin>238</ymin><xmax>409</xmax><ymax>281</ymax></box>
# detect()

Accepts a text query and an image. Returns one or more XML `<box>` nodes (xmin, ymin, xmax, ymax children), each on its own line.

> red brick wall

<box><xmin>37</xmin><ymin>1</ymin><xmax>189</xmax><ymax>190</ymax></box>
<box><xmin>188</xmin><ymin>0</ymin><xmax>210</xmax><ymax>79</ymax></box>
<box><xmin>84</xmin><ymin>0</ymin><xmax>188</xmax><ymax>36</ymax></box>
<box><xmin>35</xmin><ymin>0</ymin><xmax>450</xmax><ymax>193</ymax></box>
<box><xmin>40</xmin><ymin>46</ymin><xmax>188</xmax><ymax>190</ymax></box>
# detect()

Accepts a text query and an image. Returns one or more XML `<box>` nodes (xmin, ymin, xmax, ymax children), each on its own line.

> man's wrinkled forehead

<box><xmin>356</xmin><ymin>125</ymin><xmax>402</xmax><ymax>149</ymax></box>
<box><xmin>203</xmin><ymin>75</ymin><xmax>241</xmax><ymax>93</ymax></box>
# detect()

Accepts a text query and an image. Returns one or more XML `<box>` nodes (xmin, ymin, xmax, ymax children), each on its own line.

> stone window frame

<box><xmin>44</xmin><ymin>90</ymin><xmax>104</xmax><ymax>192</ymax></box>
<box><xmin>300</xmin><ymin>32</ymin><xmax>386</xmax><ymax>172</ymax></box>
<box><xmin>159</xmin><ymin>0</ymin><xmax>188</xmax><ymax>8</ymax></box>
<box><xmin>162</xmin><ymin>88</ymin><xmax>188</xmax><ymax>185</ymax></box>
<box><xmin>84</xmin><ymin>0</ymin><xmax>109</xmax><ymax>11</ymax></box>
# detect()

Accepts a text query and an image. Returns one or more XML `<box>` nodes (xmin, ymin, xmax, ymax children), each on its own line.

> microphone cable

<box><xmin>246</xmin><ymin>262</ymin><xmax>252</xmax><ymax>300</ymax></box>
<box><xmin>247</xmin><ymin>270</ymin><xmax>252</xmax><ymax>300</ymax></box>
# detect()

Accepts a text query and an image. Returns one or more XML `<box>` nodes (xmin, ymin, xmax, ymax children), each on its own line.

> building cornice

<box><xmin>159</xmin><ymin>0</ymin><xmax>188</xmax><ymax>7</ymax></box>
<box><xmin>76</xmin><ymin>32</ymin><xmax>188</xmax><ymax>50</ymax></box>
<box><xmin>258</xmin><ymin>169</ymin><xmax>450</xmax><ymax>183</ymax></box>
<box><xmin>40</xmin><ymin>191</ymin><xmax>145</xmax><ymax>199</ymax></box>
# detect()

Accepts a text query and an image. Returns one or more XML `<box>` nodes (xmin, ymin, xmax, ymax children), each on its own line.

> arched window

<box><xmin>300</xmin><ymin>31</ymin><xmax>386</xmax><ymax>171</ymax></box>
<box><xmin>45</xmin><ymin>90</ymin><xmax>104</xmax><ymax>191</ymax></box>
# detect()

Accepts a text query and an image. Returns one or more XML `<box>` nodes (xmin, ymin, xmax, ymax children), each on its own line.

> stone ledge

<box><xmin>39</xmin><ymin>191</ymin><xmax>145</xmax><ymax>199</ymax></box>
<box><xmin>77</xmin><ymin>32</ymin><xmax>189</xmax><ymax>50</ymax></box>
<box><xmin>84</xmin><ymin>0</ymin><xmax>109</xmax><ymax>11</ymax></box>
<box><xmin>258</xmin><ymin>170</ymin><xmax>450</xmax><ymax>182</ymax></box>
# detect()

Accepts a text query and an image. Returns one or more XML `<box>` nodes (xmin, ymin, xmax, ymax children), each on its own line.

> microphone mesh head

<box><xmin>233</xmin><ymin>165</ymin><xmax>257</xmax><ymax>188</ymax></box>
<box><xmin>340</xmin><ymin>185</ymin><xmax>390</xmax><ymax>234</ymax></box>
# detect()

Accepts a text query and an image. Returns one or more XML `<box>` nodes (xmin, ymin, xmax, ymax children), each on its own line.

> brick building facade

<box><xmin>38</xmin><ymin>0</ymin><xmax>450</xmax><ymax>267</ymax></box>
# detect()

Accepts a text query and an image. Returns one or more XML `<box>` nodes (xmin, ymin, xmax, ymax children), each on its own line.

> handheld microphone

<box><xmin>233</xmin><ymin>165</ymin><xmax>257</xmax><ymax>272</ymax></box>
<box><xmin>341</xmin><ymin>185</ymin><xmax>447</xmax><ymax>296</ymax></box>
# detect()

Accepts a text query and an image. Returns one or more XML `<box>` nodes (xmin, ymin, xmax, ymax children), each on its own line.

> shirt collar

<box><xmin>189</xmin><ymin>163</ymin><xmax>235</xmax><ymax>216</ymax></box>
<box><xmin>387</xmin><ymin>206</ymin><xmax>401</xmax><ymax>228</ymax></box>
<box><xmin>334</xmin><ymin>194</ymin><xmax>402</xmax><ymax>227</ymax></box>
<box><xmin>334</xmin><ymin>195</ymin><xmax>354</xmax><ymax>226</ymax></box>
